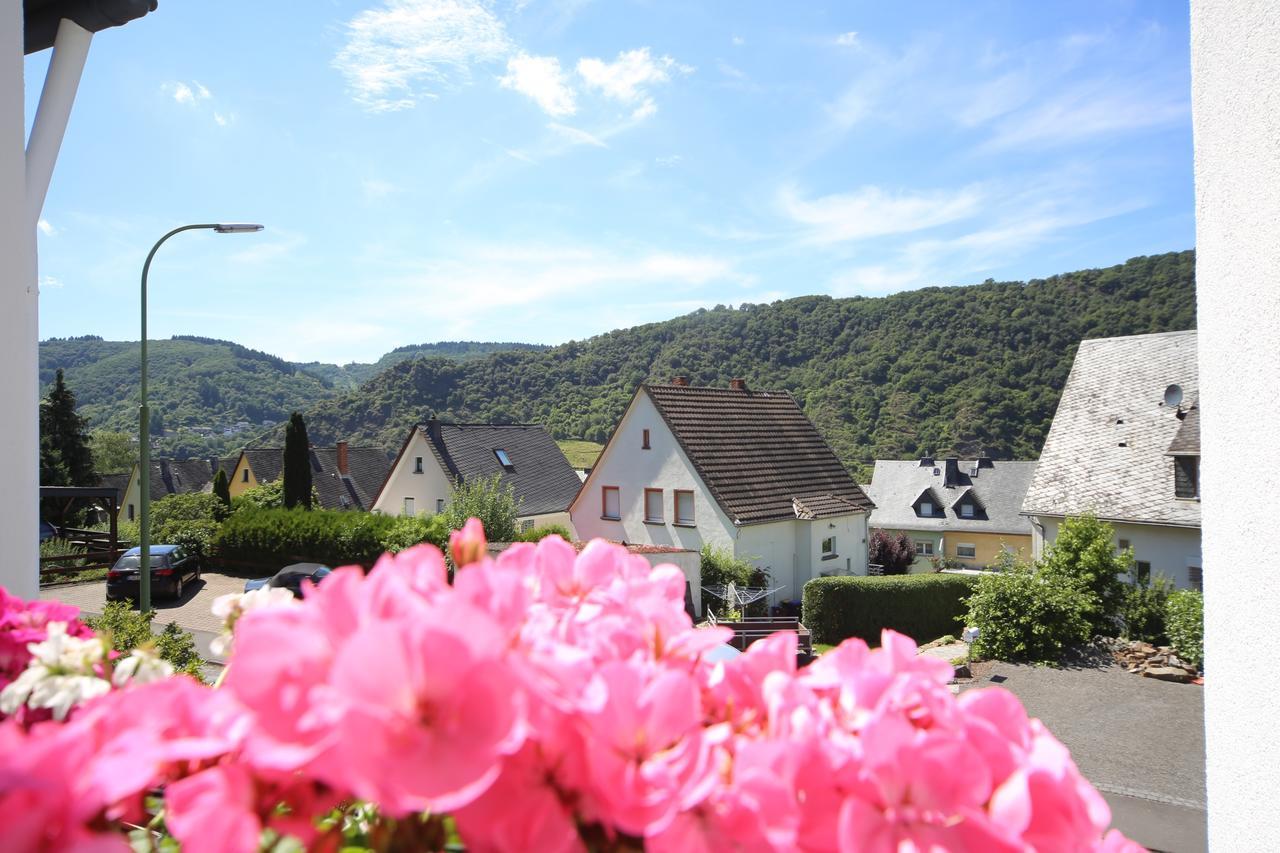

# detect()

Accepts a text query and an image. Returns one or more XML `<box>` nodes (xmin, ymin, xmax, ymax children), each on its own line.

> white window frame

<box><xmin>919</xmin><ymin>500</ymin><xmax>934</xmax><ymax>517</ymax></box>
<box><xmin>674</xmin><ymin>490</ymin><xmax>695</xmax><ymax>526</ymax></box>
<box><xmin>436</xmin><ymin>498</ymin><xmax>445</xmax><ymax>514</ymax></box>
<box><xmin>914</xmin><ymin>540</ymin><xmax>933</xmax><ymax>556</ymax></box>
<box><xmin>414</xmin><ymin>456</ymin><xmax>424</xmax><ymax>474</ymax></box>
<box><xmin>520</xmin><ymin>519</ymin><xmax>535</xmax><ymax>533</ymax></box>
<box><xmin>956</xmin><ymin>543</ymin><xmax>977</xmax><ymax>559</ymax></box>
<box><xmin>821</xmin><ymin>536</ymin><xmax>837</xmax><ymax>556</ymax></box>
<box><xmin>403</xmin><ymin>497</ymin><xmax>415</xmax><ymax>517</ymax></box>
<box><xmin>644</xmin><ymin>488</ymin><xmax>664</xmax><ymax>523</ymax></box>
<box><xmin>960</xmin><ymin>503</ymin><xmax>974</xmax><ymax>518</ymax></box>
<box><xmin>602</xmin><ymin>486</ymin><xmax>621</xmax><ymax>520</ymax></box>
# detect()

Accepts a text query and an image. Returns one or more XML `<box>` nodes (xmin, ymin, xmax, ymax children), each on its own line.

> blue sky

<box><xmin>29</xmin><ymin>0</ymin><xmax>1194</xmax><ymax>363</ymax></box>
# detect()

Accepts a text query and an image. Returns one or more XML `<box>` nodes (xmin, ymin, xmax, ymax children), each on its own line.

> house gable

<box><xmin>372</xmin><ymin>427</ymin><xmax>455</xmax><ymax>516</ymax></box>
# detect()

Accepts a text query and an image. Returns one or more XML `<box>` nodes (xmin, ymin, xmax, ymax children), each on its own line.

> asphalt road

<box><xmin>962</xmin><ymin>659</ymin><xmax>1206</xmax><ymax>852</ymax></box>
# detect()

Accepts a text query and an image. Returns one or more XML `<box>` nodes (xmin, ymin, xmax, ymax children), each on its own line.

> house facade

<box><xmin>227</xmin><ymin>442</ymin><xmax>390</xmax><ymax>511</ymax></box>
<box><xmin>1022</xmin><ymin>330</ymin><xmax>1202</xmax><ymax>589</ymax></box>
<box><xmin>569</xmin><ymin>380</ymin><xmax>874</xmax><ymax>604</ymax></box>
<box><xmin>372</xmin><ymin>420</ymin><xmax>581</xmax><ymax>532</ymax></box>
<box><xmin>864</xmin><ymin>457</ymin><xmax>1036</xmax><ymax>571</ymax></box>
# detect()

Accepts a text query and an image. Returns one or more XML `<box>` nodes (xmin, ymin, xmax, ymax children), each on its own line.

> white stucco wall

<box><xmin>569</xmin><ymin>392</ymin><xmax>736</xmax><ymax>553</ymax></box>
<box><xmin>372</xmin><ymin>429</ymin><xmax>456</xmax><ymax>516</ymax></box>
<box><xmin>736</xmin><ymin>519</ymin><xmax>799</xmax><ymax>601</ymax></box>
<box><xmin>1032</xmin><ymin>516</ymin><xmax>1202</xmax><ymax>590</ymax></box>
<box><xmin>1192</xmin><ymin>1</ymin><xmax>1280</xmax><ymax>844</ymax></box>
<box><xmin>0</xmin><ymin>1</ymin><xmax>38</xmax><ymax>597</ymax></box>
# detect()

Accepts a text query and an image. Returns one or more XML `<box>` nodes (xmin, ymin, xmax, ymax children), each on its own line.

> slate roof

<box><xmin>421</xmin><ymin>423</ymin><xmax>582</xmax><ymax>516</ymax></box>
<box><xmin>139</xmin><ymin>458</ymin><xmax>220</xmax><ymax>501</ymax></box>
<box><xmin>865</xmin><ymin>460</ymin><xmax>1037</xmax><ymax>535</ymax></box>
<box><xmin>1021</xmin><ymin>330</ymin><xmax>1201</xmax><ymax>528</ymax></box>
<box><xmin>642</xmin><ymin>383</ymin><xmax>873</xmax><ymax>526</ymax></box>
<box><xmin>240</xmin><ymin>446</ymin><xmax>391</xmax><ymax>511</ymax></box>
<box><xmin>98</xmin><ymin>473</ymin><xmax>131</xmax><ymax>503</ymax></box>
<box><xmin>1166</xmin><ymin>404</ymin><xmax>1200</xmax><ymax>455</ymax></box>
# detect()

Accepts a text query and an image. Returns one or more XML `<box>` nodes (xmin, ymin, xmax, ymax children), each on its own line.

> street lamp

<box><xmin>137</xmin><ymin>223</ymin><xmax>263</xmax><ymax>612</ymax></box>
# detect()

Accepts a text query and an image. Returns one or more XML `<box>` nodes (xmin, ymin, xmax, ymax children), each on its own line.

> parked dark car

<box><xmin>244</xmin><ymin>563</ymin><xmax>331</xmax><ymax>598</ymax></box>
<box><xmin>39</xmin><ymin>520</ymin><xmax>59</xmax><ymax>542</ymax></box>
<box><xmin>106</xmin><ymin>545</ymin><xmax>201</xmax><ymax>602</ymax></box>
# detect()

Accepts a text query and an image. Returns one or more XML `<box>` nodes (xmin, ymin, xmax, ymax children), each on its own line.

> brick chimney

<box><xmin>336</xmin><ymin>441</ymin><xmax>349</xmax><ymax>475</ymax></box>
<box><xmin>729</xmin><ymin>378</ymin><xmax>748</xmax><ymax>391</ymax></box>
<box><xmin>671</xmin><ymin>376</ymin><xmax>689</xmax><ymax>386</ymax></box>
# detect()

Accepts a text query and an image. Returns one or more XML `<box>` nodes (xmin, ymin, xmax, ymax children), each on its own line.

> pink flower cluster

<box><xmin>0</xmin><ymin>521</ymin><xmax>1141</xmax><ymax>851</ymax></box>
<box><xmin>0</xmin><ymin>588</ymin><xmax>93</xmax><ymax>694</ymax></box>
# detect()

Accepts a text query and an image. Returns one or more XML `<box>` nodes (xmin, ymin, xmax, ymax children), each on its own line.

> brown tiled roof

<box><xmin>644</xmin><ymin>383</ymin><xmax>873</xmax><ymax>525</ymax></box>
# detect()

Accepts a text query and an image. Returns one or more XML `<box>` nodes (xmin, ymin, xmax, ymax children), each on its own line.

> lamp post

<box><xmin>138</xmin><ymin>223</ymin><xmax>262</xmax><ymax>612</ymax></box>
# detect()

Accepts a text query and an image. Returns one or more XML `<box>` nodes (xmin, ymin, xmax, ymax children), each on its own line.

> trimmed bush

<box><xmin>517</xmin><ymin>524</ymin><xmax>573</xmax><ymax>543</ymax></box>
<box><xmin>965</xmin><ymin>568</ymin><xmax>1092</xmax><ymax>664</ymax></box>
<box><xmin>147</xmin><ymin>492</ymin><xmax>229</xmax><ymax>561</ymax></box>
<box><xmin>443</xmin><ymin>475</ymin><xmax>520</xmax><ymax>543</ymax></box>
<box><xmin>379</xmin><ymin>514</ymin><xmax>450</xmax><ymax>553</ymax></box>
<box><xmin>1165</xmin><ymin>589</ymin><xmax>1203</xmax><ymax>669</ymax></box>
<box><xmin>803</xmin><ymin>573</ymin><xmax>979</xmax><ymax>646</ymax></box>
<box><xmin>1121</xmin><ymin>575</ymin><xmax>1173</xmax><ymax>644</ymax></box>
<box><xmin>215</xmin><ymin>507</ymin><xmax>406</xmax><ymax>569</ymax></box>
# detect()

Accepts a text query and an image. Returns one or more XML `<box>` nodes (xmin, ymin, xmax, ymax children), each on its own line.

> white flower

<box><xmin>0</xmin><ymin>623</ymin><xmax>112</xmax><ymax>720</ymax></box>
<box><xmin>112</xmin><ymin>646</ymin><xmax>175</xmax><ymax>687</ymax></box>
<box><xmin>210</xmin><ymin>586</ymin><xmax>297</xmax><ymax>658</ymax></box>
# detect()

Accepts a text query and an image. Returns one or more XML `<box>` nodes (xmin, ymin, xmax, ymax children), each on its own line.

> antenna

<box><xmin>1163</xmin><ymin>384</ymin><xmax>1183</xmax><ymax>408</ymax></box>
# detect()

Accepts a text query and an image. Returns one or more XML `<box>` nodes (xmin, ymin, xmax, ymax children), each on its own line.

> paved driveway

<box><xmin>41</xmin><ymin>571</ymin><xmax>248</xmax><ymax>642</ymax></box>
<box><xmin>962</xmin><ymin>659</ymin><xmax>1206</xmax><ymax>852</ymax></box>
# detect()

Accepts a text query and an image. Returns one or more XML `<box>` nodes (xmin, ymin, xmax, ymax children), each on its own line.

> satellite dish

<box><xmin>1163</xmin><ymin>384</ymin><xmax>1184</xmax><ymax>408</ymax></box>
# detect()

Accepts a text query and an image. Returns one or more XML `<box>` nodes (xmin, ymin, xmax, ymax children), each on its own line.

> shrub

<box><xmin>1121</xmin><ymin>575</ymin><xmax>1173</xmax><ymax>644</ymax></box>
<box><xmin>215</xmin><ymin>507</ymin><xmax>403</xmax><ymax>569</ymax></box>
<box><xmin>965</xmin><ymin>567</ymin><xmax>1092</xmax><ymax>664</ymax></box>
<box><xmin>233</xmin><ymin>480</ymin><xmax>318</xmax><ymax>511</ymax></box>
<box><xmin>378</xmin><ymin>514</ymin><xmax>449</xmax><ymax>553</ymax></box>
<box><xmin>1038</xmin><ymin>514</ymin><xmax>1131</xmax><ymax>634</ymax></box>
<box><xmin>39</xmin><ymin>537</ymin><xmax>87</xmax><ymax>570</ymax></box>
<box><xmin>85</xmin><ymin>601</ymin><xmax>203</xmax><ymax>679</ymax></box>
<box><xmin>147</xmin><ymin>492</ymin><xmax>230</xmax><ymax>561</ymax></box>
<box><xmin>1165</xmin><ymin>589</ymin><xmax>1204</xmax><ymax>669</ymax></box>
<box><xmin>517</xmin><ymin>524</ymin><xmax>573</xmax><ymax>543</ymax></box>
<box><xmin>868</xmin><ymin>529</ymin><xmax>917</xmax><ymax>575</ymax></box>
<box><xmin>803</xmin><ymin>573</ymin><xmax>979</xmax><ymax>646</ymax></box>
<box><xmin>442</xmin><ymin>475</ymin><xmax>519</xmax><ymax>543</ymax></box>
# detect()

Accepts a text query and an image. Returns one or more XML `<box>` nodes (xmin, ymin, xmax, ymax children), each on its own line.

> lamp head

<box><xmin>213</xmin><ymin>223</ymin><xmax>264</xmax><ymax>234</ymax></box>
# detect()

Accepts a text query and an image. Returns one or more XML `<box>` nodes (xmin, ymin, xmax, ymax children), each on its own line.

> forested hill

<box><xmin>294</xmin><ymin>341</ymin><xmax>551</xmax><ymax>389</ymax></box>
<box><xmin>280</xmin><ymin>251</ymin><xmax>1196</xmax><ymax>478</ymax></box>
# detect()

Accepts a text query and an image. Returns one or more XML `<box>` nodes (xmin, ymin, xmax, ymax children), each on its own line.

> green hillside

<box><xmin>295</xmin><ymin>341</ymin><xmax>551</xmax><ymax>389</ymax></box>
<box><xmin>278</xmin><ymin>251</ymin><xmax>1197</xmax><ymax>479</ymax></box>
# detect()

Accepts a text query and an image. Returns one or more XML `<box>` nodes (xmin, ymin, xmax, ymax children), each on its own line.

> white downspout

<box><xmin>27</xmin><ymin>18</ymin><xmax>93</xmax><ymax>223</ymax></box>
<box><xmin>0</xmin><ymin>13</ymin><xmax>92</xmax><ymax>598</ymax></box>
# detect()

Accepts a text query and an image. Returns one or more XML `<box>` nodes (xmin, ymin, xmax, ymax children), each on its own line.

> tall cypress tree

<box><xmin>212</xmin><ymin>469</ymin><xmax>232</xmax><ymax>508</ymax></box>
<box><xmin>40</xmin><ymin>369</ymin><xmax>97</xmax><ymax>486</ymax></box>
<box><xmin>283</xmin><ymin>412</ymin><xmax>312</xmax><ymax>510</ymax></box>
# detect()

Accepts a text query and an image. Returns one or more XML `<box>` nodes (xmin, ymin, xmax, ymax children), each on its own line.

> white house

<box><xmin>570</xmin><ymin>379</ymin><xmax>874</xmax><ymax>604</ymax></box>
<box><xmin>372</xmin><ymin>419</ymin><xmax>581</xmax><ymax>533</ymax></box>
<box><xmin>1022</xmin><ymin>330</ymin><xmax>1202</xmax><ymax>589</ymax></box>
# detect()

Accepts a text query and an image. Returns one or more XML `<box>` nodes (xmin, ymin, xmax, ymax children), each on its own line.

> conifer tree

<box><xmin>212</xmin><ymin>469</ymin><xmax>232</xmax><ymax>508</ymax></box>
<box><xmin>283</xmin><ymin>412</ymin><xmax>313</xmax><ymax>510</ymax></box>
<box><xmin>40</xmin><ymin>369</ymin><xmax>97</xmax><ymax>486</ymax></box>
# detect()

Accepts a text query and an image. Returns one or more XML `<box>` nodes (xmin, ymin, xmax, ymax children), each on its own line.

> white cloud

<box><xmin>37</xmin><ymin>218</ymin><xmax>56</xmax><ymax>237</ymax></box>
<box><xmin>779</xmin><ymin>183</ymin><xmax>984</xmax><ymax>244</ymax></box>
<box><xmin>731</xmin><ymin>35</ymin><xmax>745</xmax><ymax>46</ymax></box>
<box><xmin>194</xmin><ymin>81</ymin><xmax>212</xmax><ymax>101</ymax></box>
<box><xmin>361</xmin><ymin>178</ymin><xmax>401</xmax><ymax>199</ymax></box>
<box><xmin>333</xmin><ymin>0</ymin><xmax>512</xmax><ymax>112</ymax></box>
<box><xmin>499</xmin><ymin>52</ymin><xmax>577</xmax><ymax>116</ymax></box>
<box><xmin>164</xmin><ymin>80</ymin><xmax>212</xmax><ymax>105</ymax></box>
<box><xmin>717</xmin><ymin>60</ymin><xmax>747</xmax><ymax>81</ymax></box>
<box><xmin>547</xmin><ymin>121</ymin><xmax>608</xmax><ymax>148</ymax></box>
<box><xmin>983</xmin><ymin>83</ymin><xmax>1188</xmax><ymax>150</ymax></box>
<box><xmin>39</xmin><ymin>275</ymin><xmax>63</xmax><ymax>291</ymax></box>
<box><xmin>655</xmin><ymin>154</ymin><xmax>682</xmax><ymax>167</ymax></box>
<box><xmin>577</xmin><ymin>47</ymin><xmax>690</xmax><ymax>120</ymax></box>
<box><xmin>835</xmin><ymin>31</ymin><xmax>859</xmax><ymax>47</ymax></box>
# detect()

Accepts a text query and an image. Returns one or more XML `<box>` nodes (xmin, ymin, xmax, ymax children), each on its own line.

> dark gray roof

<box><xmin>1022</xmin><ymin>330</ymin><xmax>1200</xmax><ymax>528</ymax></box>
<box><xmin>642</xmin><ymin>383</ymin><xmax>873</xmax><ymax>525</ymax></box>
<box><xmin>142</xmin><ymin>458</ymin><xmax>219</xmax><ymax>501</ymax></box>
<box><xmin>1166</xmin><ymin>405</ymin><xmax>1200</xmax><ymax>455</ymax></box>
<box><xmin>865</xmin><ymin>460</ymin><xmax>1036</xmax><ymax>535</ymax></box>
<box><xmin>422</xmin><ymin>423</ymin><xmax>581</xmax><ymax>516</ymax></box>
<box><xmin>24</xmin><ymin>0</ymin><xmax>156</xmax><ymax>54</ymax></box>
<box><xmin>98</xmin><ymin>473</ymin><xmax>131</xmax><ymax>502</ymax></box>
<box><xmin>240</xmin><ymin>446</ymin><xmax>391</xmax><ymax>511</ymax></box>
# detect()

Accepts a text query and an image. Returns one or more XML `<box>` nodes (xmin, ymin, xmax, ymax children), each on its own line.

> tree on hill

<box><xmin>40</xmin><ymin>369</ymin><xmax>96</xmax><ymax>487</ymax></box>
<box><xmin>212</xmin><ymin>469</ymin><xmax>232</xmax><ymax>509</ymax></box>
<box><xmin>283</xmin><ymin>412</ymin><xmax>313</xmax><ymax>510</ymax></box>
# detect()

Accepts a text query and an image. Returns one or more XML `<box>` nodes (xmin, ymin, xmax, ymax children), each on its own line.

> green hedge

<box><xmin>214</xmin><ymin>508</ymin><xmax>447</xmax><ymax>570</ymax></box>
<box><xmin>802</xmin><ymin>573</ymin><xmax>979</xmax><ymax>646</ymax></box>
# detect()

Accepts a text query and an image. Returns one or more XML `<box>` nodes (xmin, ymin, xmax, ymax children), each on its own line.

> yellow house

<box><xmin>863</xmin><ymin>457</ymin><xmax>1037</xmax><ymax>572</ymax></box>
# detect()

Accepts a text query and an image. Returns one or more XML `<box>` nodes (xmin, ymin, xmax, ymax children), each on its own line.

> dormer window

<box><xmin>960</xmin><ymin>503</ymin><xmax>974</xmax><ymax>518</ymax></box>
<box><xmin>494</xmin><ymin>449</ymin><xmax>514</xmax><ymax>471</ymax></box>
<box><xmin>919</xmin><ymin>501</ymin><xmax>935</xmax><ymax>517</ymax></box>
<box><xmin>1174</xmin><ymin>455</ymin><xmax>1199</xmax><ymax>499</ymax></box>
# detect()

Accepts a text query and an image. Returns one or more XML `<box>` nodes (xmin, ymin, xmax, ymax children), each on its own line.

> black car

<box><xmin>106</xmin><ymin>545</ymin><xmax>201</xmax><ymax>602</ymax></box>
<box><xmin>244</xmin><ymin>563</ymin><xmax>332</xmax><ymax>598</ymax></box>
